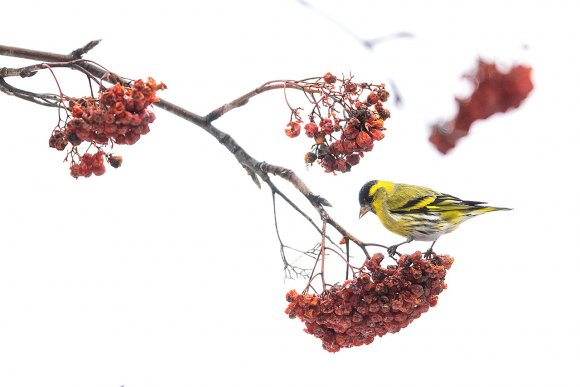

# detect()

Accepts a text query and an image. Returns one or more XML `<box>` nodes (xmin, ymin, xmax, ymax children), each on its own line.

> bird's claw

<box><xmin>387</xmin><ymin>245</ymin><xmax>401</xmax><ymax>257</ymax></box>
<box><xmin>423</xmin><ymin>248</ymin><xmax>435</xmax><ymax>258</ymax></box>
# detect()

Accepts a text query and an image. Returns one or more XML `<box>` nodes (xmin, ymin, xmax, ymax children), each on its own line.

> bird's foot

<box><xmin>423</xmin><ymin>248</ymin><xmax>435</xmax><ymax>258</ymax></box>
<box><xmin>387</xmin><ymin>245</ymin><xmax>402</xmax><ymax>258</ymax></box>
<box><xmin>387</xmin><ymin>237</ymin><xmax>413</xmax><ymax>257</ymax></box>
<box><xmin>423</xmin><ymin>240</ymin><xmax>438</xmax><ymax>258</ymax></box>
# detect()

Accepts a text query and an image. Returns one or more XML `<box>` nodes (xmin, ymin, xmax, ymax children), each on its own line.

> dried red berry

<box><xmin>92</xmin><ymin>163</ymin><xmax>106</xmax><ymax>176</ymax></box>
<box><xmin>304</xmin><ymin>152</ymin><xmax>317</xmax><ymax>164</ymax></box>
<box><xmin>303</xmin><ymin>122</ymin><xmax>317</xmax><ymax>138</ymax></box>
<box><xmin>323</xmin><ymin>72</ymin><xmax>337</xmax><ymax>84</ymax></box>
<box><xmin>366</xmin><ymin>92</ymin><xmax>379</xmax><ymax>105</ymax></box>
<box><xmin>346</xmin><ymin>153</ymin><xmax>360</xmax><ymax>166</ymax></box>
<box><xmin>285</xmin><ymin>121</ymin><xmax>301</xmax><ymax>138</ymax></box>
<box><xmin>78</xmin><ymin>162</ymin><xmax>92</xmax><ymax>178</ymax></box>
<box><xmin>356</xmin><ymin>131</ymin><xmax>373</xmax><ymax>150</ymax></box>
<box><xmin>335</xmin><ymin>158</ymin><xmax>348</xmax><ymax>172</ymax></box>
<box><xmin>70</xmin><ymin>164</ymin><xmax>81</xmax><ymax>178</ymax></box>
<box><xmin>321</xmin><ymin>154</ymin><xmax>336</xmax><ymax>172</ymax></box>
<box><xmin>314</xmin><ymin>132</ymin><xmax>326</xmax><ymax>145</ymax></box>
<box><xmin>369</xmin><ymin>128</ymin><xmax>385</xmax><ymax>141</ymax></box>
<box><xmin>107</xmin><ymin>155</ymin><xmax>123</xmax><ymax>168</ymax></box>
<box><xmin>343</xmin><ymin>125</ymin><xmax>359</xmax><ymax>140</ymax></box>
<box><xmin>125</xmin><ymin>131</ymin><xmax>141</xmax><ymax>145</ymax></box>
<box><xmin>377</xmin><ymin>89</ymin><xmax>389</xmax><ymax>102</ymax></box>
<box><xmin>344</xmin><ymin>82</ymin><xmax>357</xmax><ymax>93</ymax></box>
<box><xmin>318</xmin><ymin>118</ymin><xmax>333</xmax><ymax>135</ymax></box>
<box><xmin>71</xmin><ymin>104</ymin><xmax>84</xmax><ymax>118</ymax></box>
<box><xmin>377</xmin><ymin>106</ymin><xmax>391</xmax><ymax>120</ymax></box>
<box><xmin>342</xmin><ymin>139</ymin><xmax>357</xmax><ymax>154</ymax></box>
<box><xmin>329</xmin><ymin>140</ymin><xmax>346</xmax><ymax>156</ymax></box>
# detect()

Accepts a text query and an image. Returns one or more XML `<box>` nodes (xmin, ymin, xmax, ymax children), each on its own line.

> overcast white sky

<box><xmin>1</xmin><ymin>1</ymin><xmax>579</xmax><ymax>386</ymax></box>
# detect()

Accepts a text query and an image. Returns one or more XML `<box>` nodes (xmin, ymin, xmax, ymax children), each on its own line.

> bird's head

<box><xmin>358</xmin><ymin>180</ymin><xmax>378</xmax><ymax>218</ymax></box>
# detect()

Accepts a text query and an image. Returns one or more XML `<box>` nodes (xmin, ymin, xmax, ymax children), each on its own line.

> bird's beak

<box><xmin>359</xmin><ymin>205</ymin><xmax>371</xmax><ymax>219</ymax></box>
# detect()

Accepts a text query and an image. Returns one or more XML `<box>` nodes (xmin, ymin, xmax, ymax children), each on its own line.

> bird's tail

<box><xmin>472</xmin><ymin>206</ymin><xmax>512</xmax><ymax>214</ymax></box>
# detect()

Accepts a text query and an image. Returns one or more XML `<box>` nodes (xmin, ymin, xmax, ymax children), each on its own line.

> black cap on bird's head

<box><xmin>358</xmin><ymin>180</ymin><xmax>377</xmax><ymax>218</ymax></box>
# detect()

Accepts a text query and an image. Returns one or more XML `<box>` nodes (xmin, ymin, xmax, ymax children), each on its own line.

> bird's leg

<box><xmin>387</xmin><ymin>236</ymin><xmax>413</xmax><ymax>257</ymax></box>
<box><xmin>423</xmin><ymin>240</ymin><xmax>438</xmax><ymax>258</ymax></box>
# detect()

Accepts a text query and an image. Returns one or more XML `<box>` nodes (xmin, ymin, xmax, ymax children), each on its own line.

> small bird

<box><xmin>358</xmin><ymin>180</ymin><xmax>511</xmax><ymax>256</ymax></box>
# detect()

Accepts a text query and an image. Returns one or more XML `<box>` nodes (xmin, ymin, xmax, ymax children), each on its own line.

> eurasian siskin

<box><xmin>358</xmin><ymin>180</ymin><xmax>511</xmax><ymax>256</ymax></box>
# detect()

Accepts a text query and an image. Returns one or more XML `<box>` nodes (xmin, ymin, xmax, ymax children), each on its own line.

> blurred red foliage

<box><xmin>285</xmin><ymin>252</ymin><xmax>453</xmax><ymax>352</ymax></box>
<box><xmin>430</xmin><ymin>60</ymin><xmax>533</xmax><ymax>154</ymax></box>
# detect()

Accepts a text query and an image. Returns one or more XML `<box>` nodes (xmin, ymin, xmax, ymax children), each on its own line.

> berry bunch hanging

<box><xmin>285</xmin><ymin>252</ymin><xmax>453</xmax><ymax>352</ymax></box>
<box><xmin>48</xmin><ymin>77</ymin><xmax>166</xmax><ymax>178</ymax></box>
<box><xmin>284</xmin><ymin>72</ymin><xmax>390</xmax><ymax>173</ymax></box>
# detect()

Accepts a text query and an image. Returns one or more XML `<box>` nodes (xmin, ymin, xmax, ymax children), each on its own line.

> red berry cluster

<box><xmin>69</xmin><ymin>151</ymin><xmax>123</xmax><ymax>178</ymax></box>
<box><xmin>430</xmin><ymin>60</ymin><xmax>533</xmax><ymax>154</ymax></box>
<box><xmin>285</xmin><ymin>252</ymin><xmax>453</xmax><ymax>352</ymax></box>
<box><xmin>284</xmin><ymin>72</ymin><xmax>390</xmax><ymax>173</ymax></box>
<box><xmin>48</xmin><ymin>77</ymin><xmax>166</xmax><ymax>178</ymax></box>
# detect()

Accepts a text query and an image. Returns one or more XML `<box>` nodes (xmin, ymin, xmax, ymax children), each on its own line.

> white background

<box><xmin>1</xmin><ymin>1</ymin><xmax>579</xmax><ymax>386</ymax></box>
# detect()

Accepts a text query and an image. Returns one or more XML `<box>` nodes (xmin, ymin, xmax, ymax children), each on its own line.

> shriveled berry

<box><xmin>329</xmin><ymin>140</ymin><xmax>346</xmax><ymax>156</ymax></box>
<box><xmin>342</xmin><ymin>139</ymin><xmax>357</xmax><ymax>154</ymax></box>
<box><xmin>70</xmin><ymin>164</ymin><xmax>81</xmax><ymax>178</ymax></box>
<box><xmin>356</xmin><ymin>131</ymin><xmax>373</xmax><ymax>149</ymax></box>
<box><xmin>314</xmin><ymin>132</ymin><xmax>326</xmax><ymax>145</ymax></box>
<box><xmin>92</xmin><ymin>163</ymin><xmax>106</xmax><ymax>176</ymax></box>
<box><xmin>344</xmin><ymin>82</ymin><xmax>357</xmax><ymax>93</ymax></box>
<box><xmin>377</xmin><ymin>107</ymin><xmax>391</xmax><ymax>120</ymax></box>
<box><xmin>369</xmin><ymin>128</ymin><xmax>385</xmax><ymax>141</ymax></box>
<box><xmin>319</xmin><ymin>118</ymin><xmax>333</xmax><ymax>135</ymax></box>
<box><xmin>343</xmin><ymin>125</ymin><xmax>359</xmax><ymax>140</ymax></box>
<box><xmin>125</xmin><ymin>131</ymin><xmax>141</xmax><ymax>145</ymax></box>
<box><xmin>321</xmin><ymin>154</ymin><xmax>336</xmax><ymax>172</ymax></box>
<box><xmin>335</xmin><ymin>159</ymin><xmax>348</xmax><ymax>172</ymax></box>
<box><xmin>323</xmin><ymin>72</ymin><xmax>337</xmax><ymax>84</ymax></box>
<box><xmin>345</xmin><ymin>153</ymin><xmax>360</xmax><ymax>166</ymax></box>
<box><xmin>284</xmin><ymin>121</ymin><xmax>301</xmax><ymax>138</ymax></box>
<box><xmin>367</xmin><ymin>92</ymin><xmax>379</xmax><ymax>105</ymax></box>
<box><xmin>377</xmin><ymin>89</ymin><xmax>390</xmax><ymax>102</ymax></box>
<box><xmin>107</xmin><ymin>155</ymin><xmax>123</xmax><ymax>168</ymax></box>
<box><xmin>78</xmin><ymin>163</ymin><xmax>92</xmax><ymax>178</ymax></box>
<box><xmin>304</xmin><ymin>122</ymin><xmax>318</xmax><ymax>138</ymax></box>
<box><xmin>304</xmin><ymin>152</ymin><xmax>317</xmax><ymax>164</ymax></box>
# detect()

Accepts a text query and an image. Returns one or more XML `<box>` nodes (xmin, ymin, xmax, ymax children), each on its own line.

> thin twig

<box><xmin>271</xmin><ymin>191</ymin><xmax>310</xmax><ymax>280</ymax></box>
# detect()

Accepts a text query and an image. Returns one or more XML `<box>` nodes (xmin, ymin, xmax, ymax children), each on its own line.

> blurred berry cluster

<box><xmin>285</xmin><ymin>252</ymin><xmax>453</xmax><ymax>352</ymax></box>
<box><xmin>430</xmin><ymin>60</ymin><xmax>533</xmax><ymax>154</ymax></box>
<box><xmin>49</xmin><ymin>77</ymin><xmax>166</xmax><ymax>178</ymax></box>
<box><xmin>284</xmin><ymin>72</ymin><xmax>390</xmax><ymax>173</ymax></box>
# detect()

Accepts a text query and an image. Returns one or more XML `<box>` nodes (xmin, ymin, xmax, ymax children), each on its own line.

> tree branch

<box><xmin>1</xmin><ymin>40</ymin><xmax>393</xmax><ymax>287</ymax></box>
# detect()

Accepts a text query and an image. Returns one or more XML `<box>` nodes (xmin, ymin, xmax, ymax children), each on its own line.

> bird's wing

<box><xmin>426</xmin><ymin>194</ymin><xmax>488</xmax><ymax>212</ymax></box>
<box><xmin>390</xmin><ymin>189</ymin><xmax>488</xmax><ymax>214</ymax></box>
<box><xmin>386</xmin><ymin>184</ymin><xmax>439</xmax><ymax>213</ymax></box>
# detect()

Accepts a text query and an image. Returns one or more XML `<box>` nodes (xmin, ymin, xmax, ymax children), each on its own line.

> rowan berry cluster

<box><xmin>48</xmin><ymin>77</ymin><xmax>166</xmax><ymax>178</ymax></box>
<box><xmin>430</xmin><ymin>60</ymin><xmax>533</xmax><ymax>154</ymax></box>
<box><xmin>284</xmin><ymin>72</ymin><xmax>390</xmax><ymax>173</ymax></box>
<box><xmin>68</xmin><ymin>151</ymin><xmax>123</xmax><ymax>178</ymax></box>
<box><xmin>285</xmin><ymin>252</ymin><xmax>453</xmax><ymax>352</ymax></box>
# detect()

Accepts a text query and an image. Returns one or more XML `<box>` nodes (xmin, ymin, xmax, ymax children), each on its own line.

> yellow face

<box><xmin>358</xmin><ymin>180</ymin><xmax>378</xmax><ymax>218</ymax></box>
